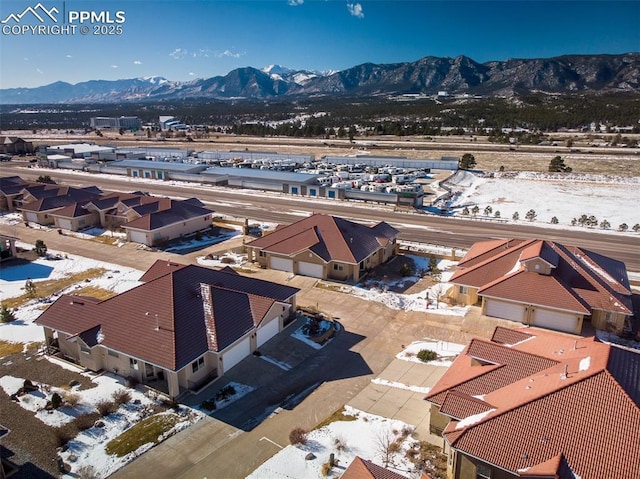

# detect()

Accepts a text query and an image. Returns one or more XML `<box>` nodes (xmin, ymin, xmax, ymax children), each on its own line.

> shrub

<box><xmin>74</xmin><ymin>412</ymin><xmax>100</xmax><ymax>431</ymax></box>
<box><xmin>22</xmin><ymin>379</ymin><xmax>37</xmax><ymax>392</ymax></box>
<box><xmin>0</xmin><ymin>304</ymin><xmax>16</xmax><ymax>323</ymax></box>
<box><xmin>112</xmin><ymin>389</ymin><xmax>132</xmax><ymax>406</ymax></box>
<box><xmin>220</xmin><ymin>256</ymin><xmax>235</xmax><ymax>264</ymax></box>
<box><xmin>161</xmin><ymin>397</ymin><xmax>180</xmax><ymax>411</ymax></box>
<box><xmin>289</xmin><ymin>427</ymin><xmax>308</xmax><ymax>446</ymax></box>
<box><xmin>96</xmin><ymin>400</ymin><xmax>118</xmax><ymax>416</ymax></box>
<box><xmin>334</xmin><ymin>435</ymin><xmax>347</xmax><ymax>451</ymax></box>
<box><xmin>215</xmin><ymin>385</ymin><xmax>236</xmax><ymax>401</ymax></box>
<box><xmin>321</xmin><ymin>462</ymin><xmax>332</xmax><ymax>476</ymax></box>
<box><xmin>201</xmin><ymin>399</ymin><xmax>216</xmax><ymax>411</ymax></box>
<box><xmin>417</xmin><ymin>349</ymin><xmax>437</xmax><ymax>363</ymax></box>
<box><xmin>54</xmin><ymin>423</ymin><xmax>78</xmax><ymax>447</ymax></box>
<box><xmin>125</xmin><ymin>376</ymin><xmax>140</xmax><ymax>389</ymax></box>
<box><xmin>400</xmin><ymin>262</ymin><xmax>414</xmax><ymax>277</ymax></box>
<box><xmin>51</xmin><ymin>392</ymin><xmax>62</xmax><ymax>409</ymax></box>
<box><xmin>63</xmin><ymin>392</ymin><xmax>80</xmax><ymax>407</ymax></box>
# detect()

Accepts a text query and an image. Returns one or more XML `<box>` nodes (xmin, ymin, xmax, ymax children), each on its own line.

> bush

<box><xmin>112</xmin><ymin>389</ymin><xmax>132</xmax><ymax>406</ymax></box>
<box><xmin>289</xmin><ymin>427</ymin><xmax>308</xmax><ymax>445</ymax></box>
<box><xmin>22</xmin><ymin>379</ymin><xmax>38</xmax><ymax>393</ymax></box>
<box><xmin>96</xmin><ymin>400</ymin><xmax>118</xmax><ymax>416</ymax></box>
<box><xmin>0</xmin><ymin>304</ymin><xmax>16</xmax><ymax>323</ymax></box>
<box><xmin>215</xmin><ymin>385</ymin><xmax>237</xmax><ymax>401</ymax></box>
<box><xmin>51</xmin><ymin>392</ymin><xmax>62</xmax><ymax>409</ymax></box>
<box><xmin>220</xmin><ymin>256</ymin><xmax>235</xmax><ymax>264</ymax></box>
<box><xmin>76</xmin><ymin>465</ymin><xmax>100</xmax><ymax>479</ymax></box>
<box><xmin>125</xmin><ymin>376</ymin><xmax>139</xmax><ymax>388</ymax></box>
<box><xmin>334</xmin><ymin>435</ymin><xmax>347</xmax><ymax>451</ymax></box>
<box><xmin>54</xmin><ymin>423</ymin><xmax>78</xmax><ymax>447</ymax></box>
<box><xmin>201</xmin><ymin>399</ymin><xmax>216</xmax><ymax>411</ymax></box>
<box><xmin>63</xmin><ymin>392</ymin><xmax>80</xmax><ymax>407</ymax></box>
<box><xmin>321</xmin><ymin>462</ymin><xmax>332</xmax><ymax>476</ymax></box>
<box><xmin>416</xmin><ymin>349</ymin><xmax>437</xmax><ymax>363</ymax></box>
<box><xmin>400</xmin><ymin>262</ymin><xmax>414</xmax><ymax>277</ymax></box>
<box><xmin>74</xmin><ymin>412</ymin><xmax>101</xmax><ymax>431</ymax></box>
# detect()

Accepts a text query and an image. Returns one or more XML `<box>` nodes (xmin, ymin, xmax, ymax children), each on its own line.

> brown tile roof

<box><xmin>123</xmin><ymin>199</ymin><xmax>212</xmax><ymax>231</ymax></box>
<box><xmin>427</xmin><ymin>327</ymin><xmax>640</xmax><ymax>479</ymax></box>
<box><xmin>246</xmin><ymin>214</ymin><xmax>398</xmax><ymax>264</ymax></box>
<box><xmin>50</xmin><ymin>200</ymin><xmax>95</xmax><ymax>219</ymax></box>
<box><xmin>490</xmin><ymin>326</ymin><xmax>534</xmax><ymax>346</ymax></box>
<box><xmin>341</xmin><ymin>457</ymin><xmax>409</xmax><ymax>479</ymax></box>
<box><xmin>36</xmin><ymin>261</ymin><xmax>299</xmax><ymax>371</ymax></box>
<box><xmin>451</xmin><ymin>239</ymin><xmax>633</xmax><ymax>316</ymax></box>
<box><xmin>21</xmin><ymin>186</ymin><xmax>102</xmax><ymax>213</ymax></box>
<box><xmin>439</xmin><ymin>390</ymin><xmax>493</xmax><ymax>420</ymax></box>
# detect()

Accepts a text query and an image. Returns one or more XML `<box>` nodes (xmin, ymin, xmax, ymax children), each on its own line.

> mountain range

<box><xmin>1</xmin><ymin>53</ymin><xmax>638</xmax><ymax>104</ymax></box>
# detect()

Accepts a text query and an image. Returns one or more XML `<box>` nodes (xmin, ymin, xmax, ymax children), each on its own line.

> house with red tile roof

<box><xmin>246</xmin><ymin>213</ymin><xmax>399</xmax><ymax>281</ymax></box>
<box><xmin>342</xmin><ymin>456</ymin><xmax>430</xmax><ymax>479</ymax></box>
<box><xmin>449</xmin><ymin>239</ymin><xmax>633</xmax><ymax>334</ymax></box>
<box><xmin>36</xmin><ymin>260</ymin><xmax>299</xmax><ymax>398</ymax></box>
<box><xmin>424</xmin><ymin>326</ymin><xmax>640</xmax><ymax>479</ymax></box>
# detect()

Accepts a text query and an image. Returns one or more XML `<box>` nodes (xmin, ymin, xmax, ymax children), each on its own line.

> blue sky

<box><xmin>1</xmin><ymin>0</ymin><xmax>638</xmax><ymax>89</ymax></box>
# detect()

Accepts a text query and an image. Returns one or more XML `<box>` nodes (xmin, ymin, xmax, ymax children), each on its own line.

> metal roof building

<box><xmin>321</xmin><ymin>155</ymin><xmax>459</xmax><ymax>170</ymax></box>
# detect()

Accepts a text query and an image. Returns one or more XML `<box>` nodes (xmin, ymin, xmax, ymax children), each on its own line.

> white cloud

<box><xmin>189</xmin><ymin>72</ymin><xmax>195</xmax><ymax>76</ymax></box>
<box><xmin>347</xmin><ymin>2</ymin><xmax>364</xmax><ymax>18</ymax></box>
<box><xmin>169</xmin><ymin>48</ymin><xmax>187</xmax><ymax>59</ymax></box>
<box><xmin>288</xmin><ymin>0</ymin><xmax>304</xmax><ymax>6</ymax></box>
<box><xmin>65</xmin><ymin>54</ymin><xmax>72</xmax><ymax>58</ymax></box>
<box><xmin>133</xmin><ymin>60</ymin><xmax>142</xmax><ymax>65</ymax></box>
<box><xmin>24</xmin><ymin>57</ymin><xmax>29</xmax><ymax>61</ymax></box>
<box><xmin>36</xmin><ymin>68</ymin><xmax>43</xmax><ymax>74</ymax></box>
<box><xmin>111</xmin><ymin>65</ymin><xmax>118</xmax><ymax>69</ymax></box>
<box><xmin>216</xmin><ymin>49</ymin><xmax>244</xmax><ymax>59</ymax></box>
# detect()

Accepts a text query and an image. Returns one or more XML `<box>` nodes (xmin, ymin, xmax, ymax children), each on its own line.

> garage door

<box><xmin>270</xmin><ymin>257</ymin><xmax>293</xmax><ymax>272</ymax></box>
<box><xmin>298</xmin><ymin>261</ymin><xmax>323</xmax><ymax>278</ymax></box>
<box><xmin>485</xmin><ymin>299</ymin><xmax>527</xmax><ymax>323</ymax></box>
<box><xmin>222</xmin><ymin>337</ymin><xmax>251</xmax><ymax>373</ymax></box>
<box><xmin>532</xmin><ymin>309</ymin><xmax>580</xmax><ymax>333</ymax></box>
<box><xmin>24</xmin><ymin>212</ymin><xmax>38</xmax><ymax>223</ymax></box>
<box><xmin>57</xmin><ymin>219</ymin><xmax>72</xmax><ymax>230</ymax></box>
<box><xmin>257</xmin><ymin>316</ymin><xmax>280</xmax><ymax>347</ymax></box>
<box><xmin>129</xmin><ymin>231</ymin><xmax>148</xmax><ymax>245</ymax></box>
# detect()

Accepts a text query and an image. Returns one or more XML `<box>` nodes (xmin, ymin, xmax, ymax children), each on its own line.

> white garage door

<box><xmin>24</xmin><ymin>212</ymin><xmax>38</xmax><ymax>223</ymax></box>
<box><xmin>486</xmin><ymin>299</ymin><xmax>527</xmax><ymax>323</ymax></box>
<box><xmin>222</xmin><ymin>337</ymin><xmax>251</xmax><ymax>373</ymax></box>
<box><xmin>532</xmin><ymin>309</ymin><xmax>580</xmax><ymax>333</ymax></box>
<box><xmin>129</xmin><ymin>231</ymin><xmax>148</xmax><ymax>245</ymax></box>
<box><xmin>257</xmin><ymin>317</ymin><xmax>280</xmax><ymax>347</ymax></box>
<box><xmin>270</xmin><ymin>256</ymin><xmax>294</xmax><ymax>272</ymax></box>
<box><xmin>57</xmin><ymin>219</ymin><xmax>72</xmax><ymax>230</ymax></box>
<box><xmin>298</xmin><ymin>261</ymin><xmax>323</xmax><ymax>278</ymax></box>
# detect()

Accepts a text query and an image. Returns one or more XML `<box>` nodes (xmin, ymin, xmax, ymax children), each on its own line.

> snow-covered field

<box><xmin>440</xmin><ymin>171</ymin><xmax>640</xmax><ymax>230</ymax></box>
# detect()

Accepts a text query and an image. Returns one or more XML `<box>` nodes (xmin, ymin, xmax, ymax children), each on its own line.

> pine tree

<box><xmin>459</xmin><ymin>153</ymin><xmax>476</xmax><ymax>170</ymax></box>
<box><xmin>548</xmin><ymin>156</ymin><xmax>572</xmax><ymax>173</ymax></box>
<box><xmin>483</xmin><ymin>205</ymin><xmax>493</xmax><ymax>216</ymax></box>
<box><xmin>34</xmin><ymin>239</ymin><xmax>47</xmax><ymax>257</ymax></box>
<box><xmin>618</xmin><ymin>223</ymin><xmax>628</xmax><ymax>232</ymax></box>
<box><xmin>25</xmin><ymin>279</ymin><xmax>37</xmax><ymax>298</ymax></box>
<box><xmin>462</xmin><ymin>207</ymin><xmax>470</xmax><ymax>215</ymax></box>
<box><xmin>471</xmin><ymin>205</ymin><xmax>480</xmax><ymax>216</ymax></box>
<box><xmin>525</xmin><ymin>209</ymin><xmax>537</xmax><ymax>221</ymax></box>
<box><xmin>0</xmin><ymin>304</ymin><xmax>16</xmax><ymax>323</ymax></box>
<box><xmin>494</xmin><ymin>211</ymin><xmax>501</xmax><ymax>218</ymax></box>
<box><xmin>551</xmin><ymin>216</ymin><xmax>559</xmax><ymax>224</ymax></box>
<box><xmin>600</xmin><ymin>219</ymin><xmax>611</xmax><ymax>230</ymax></box>
<box><xmin>512</xmin><ymin>211</ymin><xmax>520</xmax><ymax>221</ymax></box>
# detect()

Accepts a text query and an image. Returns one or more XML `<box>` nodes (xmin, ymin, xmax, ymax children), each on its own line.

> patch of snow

<box><xmin>259</xmin><ymin>355</ymin><xmax>292</xmax><ymax>371</ymax></box>
<box><xmin>247</xmin><ymin>406</ymin><xmax>418</xmax><ymax>479</ymax></box>
<box><xmin>455</xmin><ymin>408</ymin><xmax>496</xmax><ymax>430</ymax></box>
<box><xmin>579</xmin><ymin>356</ymin><xmax>591</xmax><ymax>372</ymax></box>
<box><xmin>396</xmin><ymin>339</ymin><xmax>465</xmax><ymax>367</ymax></box>
<box><xmin>371</xmin><ymin>378</ymin><xmax>430</xmax><ymax>395</ymax></box>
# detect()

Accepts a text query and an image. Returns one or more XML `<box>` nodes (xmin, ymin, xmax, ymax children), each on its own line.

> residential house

<box><xmin>0</xmin><ymin>176</ymin><xmax>33</xmax><ymax>212</ymax></box>
<box><xmin>449</xmin><ymin>239</ymin><xmax>633</xmax><ymax>334</ymax></box>
<box><xmin>246</xmin><ymin>213</ymin><xmax>399</xmax><ymax>281</ymax></box>
<box><xmin>36</xmin><ymin>260</ymin><xmax>300</xmax><ymax>398</ymax></box>
<box><xmin>20</xmin><ymin>185</ymin><xmax>103</xmax><ymax>225</ymax></box>
<box><xmin>0</xmin><ymin>234</ymin><xmax>18</xmax><ymax>262</ymax></box>
<box><xmin>425</xmin><ymin>326</ymin><xmax>640</xmax><ymax>479</ymax></box>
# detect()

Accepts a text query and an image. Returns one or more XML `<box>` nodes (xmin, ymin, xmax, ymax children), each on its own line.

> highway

<box><xmin>3</xmin><ymin>163</ymin><xmax>639</xmax><ymax>270</ymax></box>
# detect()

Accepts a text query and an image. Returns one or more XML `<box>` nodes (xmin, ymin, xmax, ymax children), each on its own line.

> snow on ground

<box><xmin>371</xmin><ymin>378</ymin><xmax>431</xmax><ymax>395</ymax></box>
<box><xmin>349</xmin><ymin>258</ymin><xmax>468</xmax><ymax>316</ymax></box>
<box><xmin>197</xmin><ymin>252</ymin><xmax>247</xmax><ymax>268</ymax></box>
<box><xmin>0</xmin><ymin>246</ymin><xmax>143</xmax><ymax>345</ymax></box>
<box><xmin>1</xmin><ymin>370</ymin><xmax>203</xmax><ymax>478</ymax></box>
<box><xmin>246</xmin><ymin>406</ymin><xmax>420</xmax><ymax>479</ymax></box>
<box><xmin>443</xmin><ymin>171</ymin><xmax>640</xmax><ymax>230</ymax></box>
<box><xmin>397</xmin><ymin>339</ymin><xmax>466</xmax><ymax>367</ymax></box>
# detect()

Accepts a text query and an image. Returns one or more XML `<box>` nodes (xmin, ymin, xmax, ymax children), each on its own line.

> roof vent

<box><xmin>561</xmin><ymin>364</ymin><xmax>569</xmax><ymax>380</ymax></box>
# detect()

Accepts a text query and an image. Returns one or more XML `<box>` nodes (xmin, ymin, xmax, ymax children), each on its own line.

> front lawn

<box><xmin>105</xmin><ymin>412</ymin><xmax>183</xmax><ymax>457</ymax></box>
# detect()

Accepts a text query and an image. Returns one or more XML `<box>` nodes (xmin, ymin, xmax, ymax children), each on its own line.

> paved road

<box><xmin>4</xmin><ymin>163</ymin><xmax>640</xmax><ymax>269</ymax></box>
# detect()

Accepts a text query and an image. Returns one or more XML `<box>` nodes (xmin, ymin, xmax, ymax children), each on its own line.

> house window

<box><xmin>333</xmin><ymin>264</ymin><xmax>343</xmax><ymax>271</ymax></box>
<box><xmin>291</xmin><ymin>186</ymin><xmax>299</xmax><ymax>194</ymax></box>
<box><xmin>108</xmin><ymin>350</ymin><xmax>119</xmax><ymax>358</ymax></box>
<box><xmin>259</xmin><ymin>251</ymin><xmax>266</xmax><ymax>257</ymax></box>
<box><xmin>476</xmin><ymin>464</ymin><xmax>492</xmax><ymax>479</ymax></box>
<box><xmin>80</xmin><ymin>345</ymin><xmax>91</xmax><ymax>354</ymax></box>
<box><xmin>192</xmin><ymin>357</ymin><xmax>205</xmax><ymax>373</ymax></box>
<box><xmin>130</xmin><ymin>358</ymin><xmax>139</xmax><ymax>370</ymax></box>
<box><xmin>460</xmin><ymin>286</ymin><xmax>468</xmax><ymax>294</ymax></box>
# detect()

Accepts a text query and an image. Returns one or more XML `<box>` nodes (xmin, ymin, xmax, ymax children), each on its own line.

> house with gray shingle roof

<box><xmin>246</xmin><ymin>213</ymin><xmax>399</xmax><ymax>281</ymax></box>
<box><xmin>36</xmin><ymin>260</ymin><xmax>299</xmax><ymax>398</ymax></box>
<box><xmin>449</xmin><ymin>239</ymin><xmax>633</xmax><ymax>335</ymax></box>
<box><xmin>425</xmin><ymin>326</ymin><xmax>640</xmax><ymax>479</ymax></box>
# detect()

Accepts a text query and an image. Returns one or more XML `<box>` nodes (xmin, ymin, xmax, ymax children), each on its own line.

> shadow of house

<box><xmin>205</xmin><ymin>328</ymin><xmax>372</xmax><ymax>431</ymax></box>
